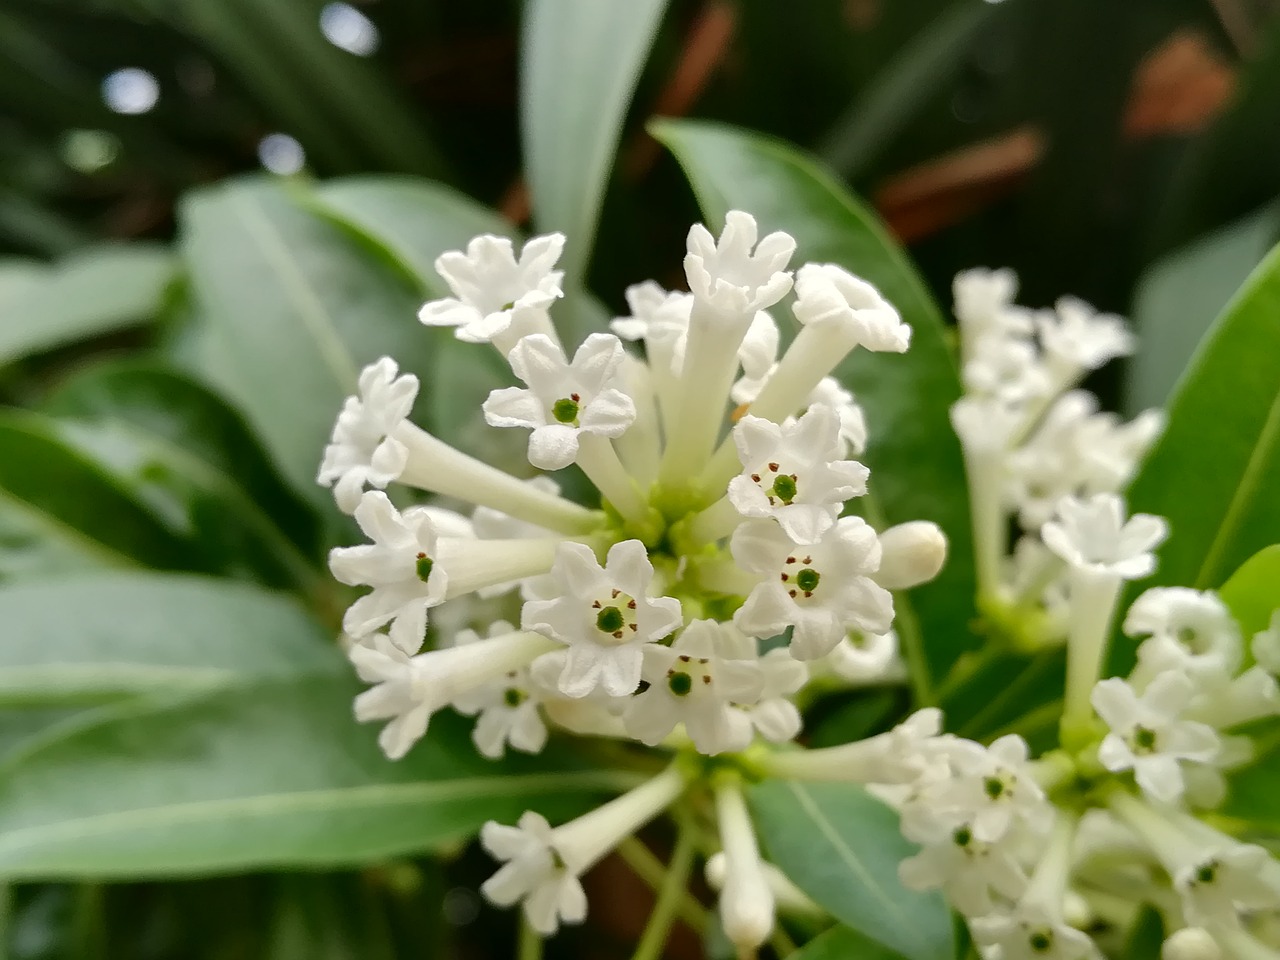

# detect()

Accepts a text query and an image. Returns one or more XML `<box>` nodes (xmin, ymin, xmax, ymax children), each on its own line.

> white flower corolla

<box><xmin>732</xmin><ymin>516</ymin><xmax>893</xmax><ymax>660</ymax></box>
<box><xmin>714</xmin><ymin>778</ymin><xmax>776</xmax><ymax>950</ymax></box>
<box><xmin>971</xmin><ymin>902</ymin><xmax>1098</xmax><ymax>960</ymax></box>
<box><xmin>726</xmin><ymin>405</ymin><xmax>869</xmax><ymax>544</ymax></box>
<box><xmin>914</xmin><ymin>735</ymin><xmax>1049</xmax><ymax>844</ymax></box>
<box><xmin>1036</xmin><ymin>297</ymin><xmax>1135</xmax><ymax>380</ymax></box>
<box><xmin>1092</xmin><ymin>673</ymin><xmax>1220</xmax><ymax>803</ymax></box>
<box><xmin>610</xmin><ymin>280</ymin><xmax>690</xmax><ymax>368</ymax></box>
<box><xmin>761</xmin><ymin>708</ymin><xmax>946</xmax><ymax>784</ymax></box>
<box><xmin>329</xmin><ymin>491</ymin><xmax>447</xmax><ymax>650</ymax></box>
<box><xmin>419</xmin><ymin>233</ymin><xmax>564</xmax><ymax>350</ymax></box>
<box><xmin>792</xmin><ymin>264</ymin><xmax>911</xmax><ymax>353</ymax></box>
<box><xmin>1075</xmin><ymin>408</ymin><xmax>1164</xmax><ymax>493</ymax></box>
<box><xmin>1162</xmin><ymin>928</ymin><xmax>1221</xmax><ymax>960</ymax></box>
<box><xmin>898</xmin><ymin>817</ymin><xmax>1028</xmax><ymax>918</ymax></box>
<box><xmin>737</xmin><ymin>647</ymin><xmax>808</xmax><ymax>742</ymax></box>
<box><xmin>875</xmin><ymin>520</ymin><xmax>949</xmax><ymax>590</ymax></box>
<box><xmin>451</xmin><ymin>621</ymin><xmax>548</xmax><ymax>759</ymax></box>
<box><xmin>951</xmin><ymin>395</ymin><xmax>1024</xmax><ymax>455</ymax></box>
<box><xmin>685</xmin><ymin>210</ymin><xmax>795</xmax><ymax>317</ymax></box>
<box><xmin>317</xmin><ymin>357</ymin><xmax>418</xmax><ymax>513</ymax></box>
<box><xmin>824</xmin><ymin>629</ymin><xmax>899</xmax><ymax>681</ymax></box>
<box><xmin>483</xmin><ymin>333</ymin><xmax>636</xmax><ymax>471</ymax></box>
<box><xmin>350</xmin><ymin>627</ymin><xmax>556</xmax><ymax>760</ymax></box>
<box><xmin>963</xmin><ymin>334</ymin><xmax>1050</xmax><ymax>405</ymax></box>
<box><xmin>1253</xmin><ymin>610</ymin><xmax>1280</xmax><ymax>675</ymax></box>
<box><xmin>1175</xmin><ymin>845</ymin><xmax>1280</xmax><ymax>928</ymax></box>
<box><xmin>953</xmin><ymin>267</ymin><xmax>1033</xmax><ymax>344</ymax></box>
<box><xmin>807</xmin><ymin>376</ymin><xmax>868</xmax><ymax>456</ymax></box>
<box><xmin>1041</xmin><ymin>493</ymin><xmax>1169</xmax><ymax>580</ymax></box>
<box><xmin>471</xmin><ymin>477</ymin><xmax>561</xmax><ymax>600</ymax></box>
<box><xmin>623</xmin><ymin>619</ymin><xmax>762</xmax><ymax>753</ymax></box>
<box><xmin>733</xmin><ymin>309</ymin><xmax>780</xmax><ymax>393</ymax></box>
<box><xmin>1125</xmin><ymin>588</ymin><xmax>1242</xmax><ymax>680</ymax></box>
<box><xmin>522</xmin><ymin>540</ymin><xmax>682</xmax><ymax>698</ymax></box>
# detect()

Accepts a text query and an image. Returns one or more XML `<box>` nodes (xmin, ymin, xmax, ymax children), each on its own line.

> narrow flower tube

<box><xmin>574</xmin><ymin>433</ymin><xmax>652</xmax><ymax>526</ymax></box>
<box><xmin>1060</xmin><ymin>569</ymin><xmax>1123</xmax><ymax>738</ymax></box>
<box><xmin>704</xmin><ymin>851</ymin><xmax>824</xmax><ymax>918</ymax></box>
<box><xmin>759</xmin><ymin>707</ymin><xmax>943</xmax><ymax>784</ymax></box>
<box><xmin>613</xmin><ymin>353</ymin><xmax>662</xmax><ymax>489</ymax></box>
<box><xmin>437</xmin><ymin>537</ymin><xmax>565</xmax><ymax>598</ymax></box>
<box><xmin>713</xmin><ymin>776</ymin><xmax>776</xmax><ymax>951</ymax></box>
<box><xmin>551</xmin><ymin>765</ymin><xmax>687</xmax><ymax>874</ymax></box>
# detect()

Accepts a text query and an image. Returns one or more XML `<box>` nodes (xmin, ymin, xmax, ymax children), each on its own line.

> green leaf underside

<box><xmin>749</xmin><ymin>779</ymin><xmax>953</xmax><ymax>960</ymax></box>
<box><xmin>652</xmin><ymin>119</ymin><xmax>975</xmax><ymax>694</ymax></box>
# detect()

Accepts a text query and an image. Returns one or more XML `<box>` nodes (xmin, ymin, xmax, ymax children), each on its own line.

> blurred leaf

<box><xmin>43</xmin><ymin>361</ymin><xmax>321</xmax><ymax>589</ymax></box>
<box><xmin>749</xmin><ymin>780</ymin><xmax>952</xmax><ymax>960</ymax></box>
<box><xmin>0</xmin><ymin>245</ymin><xmax>175</xmax><ymax>367</ymax></box>
<box><xmin>0</xmin><ymin>410</ymin><xmax>193</xmax><ymax>579</ymax></box>
<box><xmin>177</xmin><ymin>177</ymin><xmax>425</xmax><ymax>496</ymax></box>
<box><xmin>1124</xmin><ymin>905</ymin><xmax>1164</xmax><ymax>960</ymax></box>
<box><xmin>0</xmin><ymin>679</ymin><xmax>636</xmax><ymax>877</ymax></box>
<box><xmin>787</xmin><ymin>924</ymin><xmax>907</xmax><ymax>960</ymax></box>
<box><xmin>1218</xmin><ymin>544</ymin><xmax>1280</xmax><ymax>637</ymax></box>
<box><xmin>651</xmin><ymin>118</ymin><xmax>975</xmax><ymax>695</ymax></box>
<box><xmin>0</xmin><ymin>572</ymin><xmax>337</xmax><ymax>705</ymax></box>
<box><xmin>0</xmin><ymin>261</ymin><xmax>45</xmax><ymax>309</ymax></box>
<box><xmin>0</xmin><ymin>190</ymin><xmax>87</xmax><ymax>257</ymax></box>
<box><xmin>521</xmin><ymin>0</ymin><xmax>668</xmax><ymax>323</ymax></box>
<box><xmin>1125</xmin><ymin>241</ymin><xmax>1280</xmax><ymax>595</ymax></box>
<box><xmin>1127</xmin><ymin>204</ymin><xmax>1280</xmax><ymax>413</ymax></box>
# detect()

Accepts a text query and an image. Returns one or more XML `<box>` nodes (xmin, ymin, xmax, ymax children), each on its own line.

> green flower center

<box><xmin>503</xmin><ymin>688</ymin><xmax>526</xmax><ymax>708</ymax></box>
<box><xmin>1133</xmin><ymin>725</ymin><xmax>1158</xmax><ymax>752</ymax></box>
<box><xmin>596</xmin><ymin>606</ymin><xmax>625</xmax><ymax>633</ymax></box>
<box><xmin>953</xmin><ymin>826</ymin><xmax>972</xmax><ymax>847</ymax></box>
<box><xmin>667</xmin><ymin>672</ymin><xmax>692</xmax><ymax>696</ymax></box>
<box><xmin>415</xmin><ymin>552</ymin><xmax>434</xmax><ymax>583</ymax></box>
<box><xmin>552</xmin><ymin>395</ymin><xmax>581</xmax><ymax>424</ymax></box>
<box><xmin>1029</xmin><ymin>931</ymin><xmax>1053</xmax><ymax>953</ymax></box>
<box><xmin>1196</xmin><ymin>863</ymin><xmax>1217</xmax><ymax>884</ymax></box>
<box><xmin>795</xmin><ymin>568</ymin><xmax>821</xmax><ymax>593</ymax></box>
<box><xmin>770</xmin><ymin>474</ymin><xmax>797</xmax><ymax>504</ymax></box>
<box><xmin>984</xmin><ymin>777</ymin><xmax>1005</xmax><ymax>799</ymax></box>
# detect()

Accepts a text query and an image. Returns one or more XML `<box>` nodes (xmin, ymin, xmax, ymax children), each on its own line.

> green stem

<box><xmin>630</xmin><ymin>821</ymin><xmax>698</xmax><ymax>960</ymax></box>
<box><xmin>517</xmin><ymin>917</ymin><xmax>543</xmax><ymax>960</ymax></box>
<box><xmin>771</xmin><ymin>925</ymin><xmax>799</xmax><ymax>958</ymax></box>
<box><xmin>617</xmin><ymin>837</ymin><xmax>709</xmax><ymax>931</ymax></box>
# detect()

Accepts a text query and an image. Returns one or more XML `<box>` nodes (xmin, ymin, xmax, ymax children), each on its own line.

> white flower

<box><xmin>875</xmin><ymin>520</ymin><xmax>949</xmax><ymax>590</ymax></box>
<box><xmin>732</xmin><ymin>309</ymin><xmax>781</xmax><ymax>397</ymax></box>
<box><xmin>480</xmin><ymin>812</ymin><xmax>586</xmax><ymax>935</ymax></box>
<box><xmin>898</xmin><ymin>818</ymin><xmax>1028</xmax><ymax>918</ymax></box>
<box><xmin>714</xmin><ymin>778</ymin><xmax>776</xmax><ymax>950</ymax></box>
<box><xmin>807</xmin><ymin>377</ymin><xmax>868</xmax><ymax>455</ymax></box>
<box><xmin>971</xmin><ymin>903</ymin><xmax>1098</xmax><ymax>960</ymax></box>
<box><xmin>1175</xmin><ymin>845</ymin><xmax>1280</xmax><ymax>928</ymax></box>
<box><xmin>624</xmin><ymin>619</ymin><xmax>762</xmax><ymax>753</ymax></box>
<box><xmin>915</xmin><ymin>735</ymin><xmax>1050</xmax><ymax>844</ymax></box>
<box><xmin>727</xmin><ymin>404</ymin><xmax>869</xmax><ymax>544</ymax></box>
<box><xmin>953</xmin><ymin>267</ymin><xmax>1033</xmax><ymax>342</ymax></box>
<box><xmin>451</xmin><ymin>621</ymin><xmax>548</xmax><ymax>759</ymax></box>
<box><xmin>684</xmin><ymin>210</ymin><xmax>795</xmax><ymax>316</ymax></box>
<box><xmin>1041</xmin><ymin>494</ymin><xmax>1168</xmax><ymax>580</ymax></box>
<box><xmin>1125</xmin><ymin>588</ymin><xmax>1242</xmax><ymax>679</ymax></box>
<box><xmin>329</xmin><ymin>491</ymin><xmax>447</xmax><ymax>650</ymax></box>
<box><xmin>1254</xmin><ymin>610</ymin><xmax>1280</xmax><ymax>675</ymax></box>
<box><xmin>763</xmin><ymin>707</ymin><xmax>946</xmax><ymax>785</ymax></box>
<box><xmin>419</xmin><ymin>233</ymin><xmax>564</xmax><ymax>347</ymax></box>
<box><xmin>610</xmin><ymin>281</ymin><xmax>691</xmax><ymax>371</ymax></box>
<box><xmin>317</xmin><ymin>357</ymin><xmax>418</xmax><ymax>513</ymax></box>
<box><xmin>483</xmin><ymin>333</ymin><xmax>636</xmax><ymax>470</ymax></box>
<box><xmin>792</xmin><ymin>263</ymin><xmax>911</xmax><ymax>352</ymax></box>
<box><xmin>1092</xmin><ymin>673</ymin><xmax>1220</xmax><ymax>803</ymax></box>
<box><xmin>824</xmin><ymin>629</ymin><xmax>899</xmax><ymax>681</ymax></box>
<box><xmin>1037</xmin><ymin>297</ymin><xmax>1135</xmax><ymax>378</ymax></box>
<box><xmin>963</xmin><ymin>335</ymin><xmax>1050</xmax><ymax>404</ymax></box>
<box><xmin>738</xmin><ymin>648</ymin><xmax>808</xmax><ymax>742</ymax></box>
<box><xmin>732</xmin><ymin>516</ymin><xmax>893</xmax><ymax>660</ymax></box>
<box><xmin>950</xmin><ymin>395</ymin><xmax>1024</xmax><ymax>454</ymax></box>
<box><xmin>522</xmin><ymin>541</ymin><xmax>682</xmax><ymax>698</ymax></box>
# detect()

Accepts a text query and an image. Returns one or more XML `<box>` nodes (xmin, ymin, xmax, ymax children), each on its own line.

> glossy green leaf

<box><xmin>43</xmin><ymin>361</ymin><xmax>321</xmax><ymax>589</ymax></box>
<box><xmin>1127</xmin><ymin>205</ymin><xmax>1280</xmax><ymax>414</ymax></box>
<box><xmin>178</xmin><ymin>177</ymin><xmax>426</xmax><ymax>495</ymax></box>
<box><xmin>0</xmin><ymin>410</ymin><xmax>192</xmax><ymax>579</ymax></box>
<box><xmin>0</xmin><ymin>682</ymin><xmax>633</xmax><ymax>877</ymax></box>
<box><xmin>521</xmin><ymin>0</ymin><xmax>668</xmax><ymax>307</ymax></box>
<box><xmin>1124</xmin><ymin>905</ymin><xmax>1164</xmax><ymax>960</ymax></box>
<box><xmin>1218</xmin><ymin>544</ymin><xmax>1280</xmax><ymax>637</ymax></box>
<box><xmin>652</xmin><ymin>119</ymin><xmax>975</xmax><ymax>695</ymax></box>
<box><xmin>0</xmin><ymin>244</ymin><xmax>175</xmax><ymax>367</ymax></box>
<box><xmin>749</xmin><ymin>780</ymin><xmax>953</xmax><ymax>960</ymax></box>
<box><xmin>1126</xmin><ymin>242</ymin><xmax>1280</xmax><ymax>592</ymax></box>
<box><xmin>0</xmin><ymin>572</ymin><xmax>337</xmax><ymax>705</ymax></box>
<box><xmin>788</xmin><ymin>924</ymin><xmax>906</xmax><ymax>960</ymax></box>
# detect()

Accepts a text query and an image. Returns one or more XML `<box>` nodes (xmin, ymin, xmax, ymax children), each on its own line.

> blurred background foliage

<box><xmin>3</xmin><ymin>0</ymin><xmax>1280</xmax><ymax>957</ymax></box>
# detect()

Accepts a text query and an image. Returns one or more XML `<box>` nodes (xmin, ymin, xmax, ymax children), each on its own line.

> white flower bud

<box><xmin>1162</xmin><ymin>928</ymin><xmax>1221</xmax><ymax>960</ymax></box>
<box><xmin>874</xmin><ymin>521</ymin><xmax>948</xmax><ymax>590</ymax></box>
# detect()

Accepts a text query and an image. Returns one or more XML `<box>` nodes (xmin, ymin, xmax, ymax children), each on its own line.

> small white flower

<box><xmin>824</xmin><ymin>629</ymin><xmax>898</xmax><ymax>681</ymax></box>
<box><xmin>610</xmin><ymin>281</ymin><xmax>691</xmax><ymax>371</ymax></box>
<box><xmin>329</xmin><ymin>491</ymin><xmax>447</xmax><ymax>650</ymax></box>
<box><xmin>971</xmin><ymin>903</ymin><xmax>1098</xmax><ymax>960</ymax></box>
<box><xmin>523</xmin><ymin>541</ymin><xmax>682</xmax><ymax>698</ymax></box>
<box><xmin>963</xmin><ymin>335</ymin><xmax>1050</xmax><ymax>404</ymax></box>
<box><xmin>953</xmin><ymin>267</ymin><xmax>1033</xmax><ymax>342</ymax></box>
<box><xmin>452</xmin><ymin>621</ymin><xmax>548</xmax><ymax>759</ymax></box>
<box><xmin>1251</xmin><ymin>610</ymin><xmax>1280</xmax><ymax>675</ymax></box>
<box><xmin>1092</xmin><ymin>673</ymin><xmax>1220</xmax><ymax>803</ymax></box>
<box><xmin>807</xmin><ymin>377</ymin><xmax>868</xmax><ymax>455</ymax></box>
<box><xmin>727</xmin><ymin>404</ymin><xmax>869</xmax><ymax>544</ymax></box>
<box><xmin>1125</xmin><ymin>588</ymin><xmax>1242</xmax><ymax>679</ymax></box>
<box><xmin>792</xmin><ymin>263</ymin><xmax>911</xmax><ymax>352</ymax></box>
<box><xmin>898</xmin><ymin>818</ymin><xmax>1028</xmax><ymax>918</ymax></box>
<box><xmin>1175</xmin><ymin>845</ymin><xmax>1280</xmax><ymax>928</ymax></box>
<box><xmin>732</xmin><ymin>516</ymin><xmax>893</xmax><ymax>660</ymax></box>
<box><xmin>737</xmin><ymin>648</ymin><xmax>808</xmax><ymax>742</ymax></box>
<box><xmin>1041</xmin><ymin>493</ymin><xmax>1168</xmax><ymax>580</ymax></box>
<box><xmin>950</xmin><ymin>395</ymin><xmax>1024</xmax><ymax>454</ymax></box>
<box><xmin>317</xmin><ymin>357</ymin><xmax>418</xmax><ymax>513</ymax></box>
<box><xmin>480</xmin><ymin>812</ymin><xmax>586</xmax><ymax>936</ymax></box>
<box><xmin>685</xmin><ymin>210</ymin><xmax>795</xmax><ymax>316</ymax></box>
<box><xmin>419</xmin><ymin>233</ymin><xmax>564</xmax><ymax>346</ymax></box>
<box><xmin>917</xmin><ymin>735</ymin><xmax>1050</xmax><ymax>844</ymax></box>
<box><xmin>624</xmin><ymin>619</ymin><xmax>763</xmax><ymax>753</ymax></box>
<box><xmin>483</xmin><ymin>333</ymin><xmax>636</xmax><ymax>470</ymax></box>
<box><xmin>1037</xmin><ymin>297</ymin><xmax>1135</xmax><ymax>378</ymax></box>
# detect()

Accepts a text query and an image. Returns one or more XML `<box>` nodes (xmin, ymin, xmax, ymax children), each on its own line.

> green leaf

<box><xmin>1125</xmin><ymin>242</ymin><xmax>1280</xmax><ymax>592</ymax></box>
<box><xmin>788</xmin><ymin>924</ymin><xmax>906</xmax><ymax>960</ymax></box>
<box><xmin>0</xmin><ymin>572</ymin><xmax>338</xmax><ymax>705</ymax></box>
<box><xmin>1127</xmin><ymin>205</ymin><xmax>1280</xmax><ymax>414</ymax></box>
<box><xmin>1218</xmin><ymin>545</ymin><xmax>1280</xmax><ymax>638</ymax></box>
<box><xmin>0</xmin><ymin>244</ymin><xmax>175</xmax><ymax>367</ymax></box>
<box><xmin>42</xmin><ymin>360</ymin><xmax>321</xmax><ymax>589</ymax></box>
<box><xmin>521</xmin><ymin>0</ymin><xmax>669</xmax><ymax>309</ymax></box>
<box><xmin>1123</xmin><ymin>905</ymin><xmax>1164</xmax><ymax>960</ymax></box>
<box><xmin>0</xmin><ymin>411</ymin><xmax>192</xmax><ymax>579</ymax></box>
<box><xmin>749</xmin><ymin>780</ymin><xmax>953</xmax><ymax>960</ymax></box>
<box><xmin>651</xmin><ymin>119</ymin><xmax>975</xmax><ymax>695</ymax></box>
<box><xmin>177</xmin><ymin>177</ymin><xmax>427</xmax><ymax>496</ymax></box>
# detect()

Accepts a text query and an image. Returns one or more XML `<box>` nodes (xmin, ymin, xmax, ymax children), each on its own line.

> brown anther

<box><xmin>780</xmin><ymin>573</ymin><xmax>789</xmax><ymax>581</ymax></box>
<box><xmin>678</xmin><ymin>655</ymin><xmax>690</xmax><ymax>662</ymax></box>
<box><xmin>789</xmin><ymin>589</ymin><xmax>798</xmax><ymax>598</ymax></box>
<box><xmin>613</xmin><ymin>630</ymin><xmax>624</xmax><ymax>639</ymax></box>
<box><xmin>804</xmin><ymin>591</ymin><xmax>813</xmax><ymax>598</ymax></box>
<box><xmin>571</xmin><ymin>393</ymin><xmax>580</xmax><ymax>401</ymax></box>
<box><xmin>751</xmin><ymin>473</ymin><xmax>761</xmax><ymax>482</ymax></box>
<box><xmin>627</xmin><ymin>600</ymin><xmax>636</xmax><ymax>609</ymax></box>
<box><xmin>786</xmin><ymin>556</ymin><xmax>796</xmax><ymax>564</ymax></box>
<box><xmin>628</xmin><ymin>623</ymin><xmax>638</xmax><ymax>631</ymax></box>
<box><xmin>802</xmin><ymin>556</ymin><xmax>813</xmax><ymax>564</ymax></box>
<box><xmin>768</xmin><ymin>462</ymin><xmax>779</xmax><ymax>472</ymax></box>
<box><xmin>611</xmin><ymin>588</ymin><xmax>621</xmax><ymax>598</ymax></box>
<box><xmin>702</xmin><ymin>676</ymin><xmax>712</xmax><ymax>684</ymax></box>
<box><xmin>592</xmin><ymin>600</ymin><xmax>602</xmax><ymax>608</ymax></box>
<box><xmin>416</xmin><ymin>552</ymin><xmax>426</xmax><ymax>559</ymax></box>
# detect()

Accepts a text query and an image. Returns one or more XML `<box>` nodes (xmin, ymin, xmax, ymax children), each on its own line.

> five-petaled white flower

<box><xmin>806</xmin><ymin>376</ymin><xmax>868</xmax><ymax>455</ymax></box>
<box><xmin>1041</xmin><ymin>493</ymin><xmax>1169</xmax><ymax>580</ymax></box>
<box><xmin>419</xmin><ymin>233</ymin><xmax>565</xmax><ymax>347</ymax></box>
<box><xmin>824</xmin><ymin>629</ymin><xmax>899</xmax><ymax>682</ymax></box>
<box><xmin>911</xmin><ymin>735</ymin><xmax>1049</xmax><ymax>844</ymax></box>
<box><xmin>792</xmin><ymin>263</ymin><xmax>911</xmax><ymax>353</ymax></box>
<box><xmin>971</xmin><ymin>902</ymin><xmax>1098</xmax><ymax>960</ymax></box>
<box><xmin>1125</xmin><ymin>587</ymin><xmax>1241</xmax><ymax>679</ymax></box>
<box><xmin>952</xmin><ymin>267</ymin><xmax>1033</xmax><ymax>342</ymax></box>
<box><xmin>727</xmin><ymin>404</ymin><xmax>869</xmax><ymax>544</ymax></box>
<box><xmin>480</xmin><ymin>812</ymin><xmax>586</xmax><ymax>935</ymax></box>
<box><xmin>898</xmin><ymin>816</ymin><xmax>1028</xmax><ymax>918</ymax></box>
<box><xmin>1175</xmin><ymin>844</ymin><xmax>1280</xmax><ymax>928</ymax></box>
<box><xmin>483</xmin><ymin>333</ymin><xmax>636</xmax><ymax>470</ymax></box>
<box><xmin>737</xmin><ymin>648</ymin><xmax>809</xmax><ymax>743</ymax></box>
<box><xmin>317</xmin><ymin>357</ymin><xmax>419</xmax><ymax>513</ymax></box>
<box><xmin>1037</xmin><ymin>296</ymin><xmax>1135</xmax><ymax>379</ymax></box>
<box><xmin>523</xmin><ymin>540</ymin><xmax>682</xmax><ymax>698</ymax></box>
<box><xmin>1092</xmin><ymin>672</ymin><xmax>1220</xmax><ymax>803</ymax></box>
<box><xmin>684</xmin><ymin>210</ymin><xmax>795</xmax><ymax>316</ymax></box>
<box><xmin>732</xmin><ymin>516</ymin><xmax>893</xmax><ymax>660</ymax></box>
<box><xmin>451</xmin><ymin>621</ymin><xmax>549</xmax><ymax>759</ymax></box>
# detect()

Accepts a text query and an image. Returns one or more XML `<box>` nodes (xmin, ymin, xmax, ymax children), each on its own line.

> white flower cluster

<box><xmin>318</xmin><ymin>212</ymin><xmax>948</xmax><ymax>945</ymax></box>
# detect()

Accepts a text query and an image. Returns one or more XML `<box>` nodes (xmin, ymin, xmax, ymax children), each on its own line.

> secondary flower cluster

<box><xmin>318</xmin><ymin>212</ymin><xmax>947</xmax><ymax>943</ymax></box>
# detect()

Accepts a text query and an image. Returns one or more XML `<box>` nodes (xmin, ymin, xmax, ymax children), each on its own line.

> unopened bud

<box><xmin>1163</xmin><ymin>928</ymin><xmax>1221</xmax><ymax>960</ymax></box>
<box><xmin>1062</xmin><ymin>891</ymin><xmax>1092</xmax><ymax>929</ymax></box>
<box><xmin>874</xmin><ymin>521</ymin><xmax>948</xmax><ymax>590</ymax></box>
<box><xmin>721</xmin><ymin>868</ymin><xmax>775</xmax><ymax>951</ymax></box>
